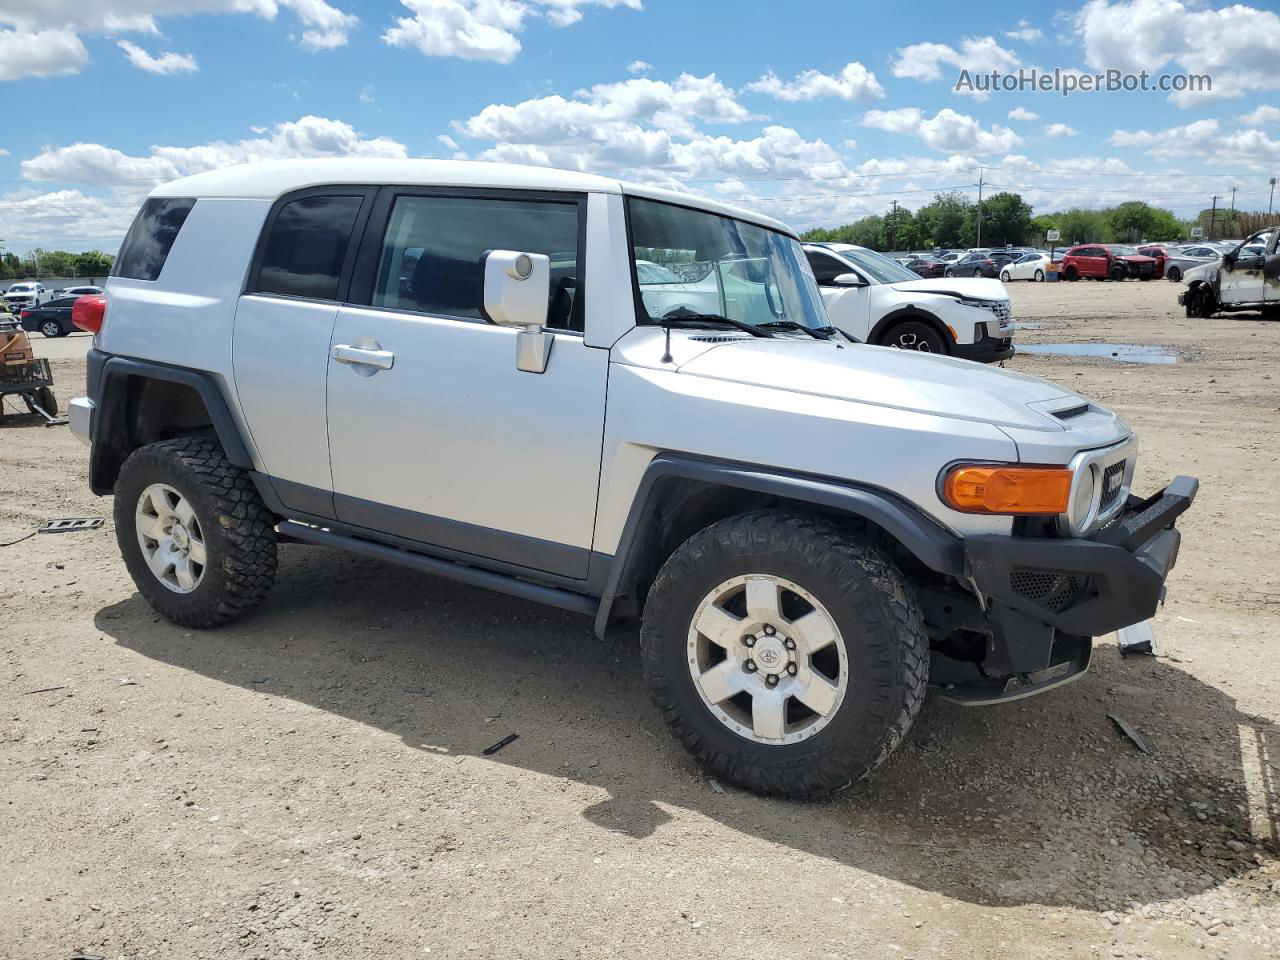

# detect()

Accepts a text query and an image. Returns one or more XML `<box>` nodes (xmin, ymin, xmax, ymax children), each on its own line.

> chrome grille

<box><xmin>1100</xmin><ymin>460</ymin><xmax>1127</xmax><ymax>511</ymax></box>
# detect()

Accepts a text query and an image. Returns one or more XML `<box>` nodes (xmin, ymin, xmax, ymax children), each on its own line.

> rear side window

<box><xmin>113</xmin><ymin>198</ymin><xmax>196</xmax><ymax>281</ymax></box>
<box><xmin>369</xmin><ymin>194</ymin><xmax>583</xmax><ymax>331</ymax></box>
<box><xmin>255</xmin><ymin>195</ymin><xmax>364</xmax><ymax>300</ymax></box>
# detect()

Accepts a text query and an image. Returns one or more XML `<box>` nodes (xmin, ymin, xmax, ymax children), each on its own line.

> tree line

<box><xmin>2</xmin><ymin>249</ymin><xmax>115</xmax><ymax>280</ymax></box>
<box><xmin>801</xmin><ymin>191</ymin><xmax>1265</xmax><ymax>252</ymax></box>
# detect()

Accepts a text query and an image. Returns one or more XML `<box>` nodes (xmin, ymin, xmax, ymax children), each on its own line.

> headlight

<box><xmin>1063</xmin><ymin>463</ymin><xmax>1100</xmax><ymax>537</ymax></box>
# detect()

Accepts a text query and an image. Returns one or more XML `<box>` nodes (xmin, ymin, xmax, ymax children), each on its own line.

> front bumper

<box><xmin>953</xmin><ymin>331</ymin><xmax>1015</xmax><ymax>363</ymax></box>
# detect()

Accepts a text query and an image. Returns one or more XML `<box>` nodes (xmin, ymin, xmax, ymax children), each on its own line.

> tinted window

<box><xmin>804</xmin><ymin>251</ymin><xmax>849</xmax><ymax>284</ymax></box>
<box><xmin>113</xmin><ymin>198</ymin><xmax>196</xmax><ymax>281</ymax></box>
<box><xmin>256</xmin><ymin>195</ymin><xmax>363</xmax><ymax>300</ymax></box>
<box><xmin>371</xmin><ymin>194</ymin><xmax>582</xmax><ymax>331</ymax></box>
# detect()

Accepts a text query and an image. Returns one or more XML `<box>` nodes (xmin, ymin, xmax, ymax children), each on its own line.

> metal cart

<box><xmin>0</xmin><ymin>320</ymin><xmax>65</xmax><ymax>425</ymax></box>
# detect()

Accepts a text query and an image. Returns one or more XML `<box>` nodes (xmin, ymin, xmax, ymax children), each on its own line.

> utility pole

<box><xmin>1269</xmin><ymin>178</ymin><xmax>1276</xmax><ymax>217</ymax></box>
<box><xmin>1229</xmin><ymin>186</ymin><xmax>1237</xmax><ymax>235</ymax></box>
<box><xmin>975</xmin><ymin>167</ymin><xmax>985</xmax><ymax>248</ymax></box>
<box><xmin>888</xmin><ymin>199</ymin><xmax>898</xmax><ymax>251</ymax></box>
<box><xmin>1209</xmin><ymin>195</ymin><xmax>1219</xmax><ymax>241</ymax></box>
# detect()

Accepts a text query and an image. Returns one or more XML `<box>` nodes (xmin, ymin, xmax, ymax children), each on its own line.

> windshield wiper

<box><xmin>655</xmin><ymin>314</ymin><xmax>775</xmax><ymax>339</ymax></box>
<box><xmin>758</xmin><ymin>319</ymin><xmax>830</xmax><ymax>340</ymax></box>
<box><xmin>813</xmin><ymin>324</ymin><xmax>860</xmax><ymax>344</ymax></box>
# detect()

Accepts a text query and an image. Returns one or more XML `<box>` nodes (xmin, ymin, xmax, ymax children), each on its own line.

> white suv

<box><xmin>3</xmin><ymin>281</ymin><xmax>50</xmax><ymax>313</ymax></box>
<box><xmin>804</xmin><ymin>243</ymin><xmax>1015</xmax><ymax>362</ymax></box>
<box><xmin>70</xmin><ymin>158</ymin><xmax>1195</xmax><ymax>798</ymax></box>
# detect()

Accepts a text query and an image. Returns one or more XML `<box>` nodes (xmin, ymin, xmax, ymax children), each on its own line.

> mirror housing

<box><xmin>483</xmin><ymin>250</ymin><xmax>553</xmax><ymax>374</ymax></box>
<box><xmin>832</xmin><ymin>272</ymin><xmax>865</xmax><ymax>287</ymax></box>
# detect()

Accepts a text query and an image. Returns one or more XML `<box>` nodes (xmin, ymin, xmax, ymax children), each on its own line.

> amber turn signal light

<box><xmin>943</xmin><ymin>464</ymin><xmax>1072</xmax><ymax>515</ymax></box>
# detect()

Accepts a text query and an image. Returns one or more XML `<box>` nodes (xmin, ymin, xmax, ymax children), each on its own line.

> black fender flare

<box><xmin>868</xmin><ymin>305</ymin><xmax>953</xmax><ymax>352</ymax></box>
<box><xmin>592</xmin><ymin>453</ymin><xmax>965</xmax><ymax>638</ymax></box>
<box><xmin>88</xmin><ymin>352</ymin><xmax>254</xmax><ymax>493</ymax></box>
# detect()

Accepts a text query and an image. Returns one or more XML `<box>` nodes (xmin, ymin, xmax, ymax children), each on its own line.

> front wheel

<box><xmin>641</xmin><ymin>512</ymin><xmax>928</xmax><ymax>798</ymax></box>
<box><xmin>114</xmin><ymin>436</ymin><xmax>278</xmax><ymax>627</ymax></box>
<box><xmin>1109</xmin><ymin>265</ymin><xmax>1126</xmax><ymax>282</ymax></box>
<box><xmin>882</xmin><ymin>319</ymin><xmax>946</xmax><ymax>353</ymax></box>
<box><xmin>1064</xmin><ymin>266</ymin><xmax>1079</xmax><ymax>281</ymax></box>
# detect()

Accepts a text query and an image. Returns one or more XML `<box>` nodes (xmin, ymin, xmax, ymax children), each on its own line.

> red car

<box><xmin>1136</xmin><ymin>244</ymin><xmax>1169</xmax><ymax>279</ymax></box>
<box><xmin>1060</xmin><ymin>244</ymin><xmax>1160</xmax><ymax>281</ymax></box>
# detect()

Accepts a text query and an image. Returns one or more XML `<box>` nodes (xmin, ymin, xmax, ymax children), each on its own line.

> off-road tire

<box><xmin>114</xmin><ymin>436</ymin><xmax>277</xmax><ymax>627</ymax></box>
<box><xmin>640</xmin><ymin>511</ymin><xmax>929</xmax><ymax>799</ymax></box>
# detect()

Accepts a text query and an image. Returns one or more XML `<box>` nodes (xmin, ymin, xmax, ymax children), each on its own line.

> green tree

<box><xmin>1104</xmin><ymin>201</ymin><xmax>1183</xmax><ymax>243</ymax></box>
<box><xmin>963</xmin><ymin>192</ymin><xmax>1033</xmax><ymax>248</ymax></box>
<box><xmin>913</xmin><ymin>191</ymin><xmax>971</xmax><ymax>249</ymax></box>
<box><xmin>1055</xmin><ymin>208</ymin><xmax>1108</xmax><ymax>244</ymax></box>
<box><xmin>73</xmin><ymin>251</ymin><xmax>114</xmax><ymax>276</ymax></box>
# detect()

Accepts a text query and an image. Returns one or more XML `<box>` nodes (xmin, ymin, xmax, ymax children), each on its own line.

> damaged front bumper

<box><xmin>936</xmin><ymin>475</ymin><xmax>1198</xmax><ymax>704</ymax></box>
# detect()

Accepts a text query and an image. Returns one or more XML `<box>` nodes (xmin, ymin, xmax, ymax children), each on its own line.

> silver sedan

<box><xmin>1163</xmin><ymin>245</ymin><xmax>1221</xmax><ymax>282</ymax></box>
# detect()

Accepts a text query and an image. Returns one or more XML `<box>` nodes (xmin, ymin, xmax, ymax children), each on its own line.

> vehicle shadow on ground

<box><xmin>97</xmin><ymin>544</ymin><xmax>1278</xmax><ymax>911</ymax></box>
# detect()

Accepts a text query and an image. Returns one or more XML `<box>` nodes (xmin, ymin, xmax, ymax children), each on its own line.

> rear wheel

<box><xmin>1000</xmin><ymin>270</ymin><xmax>1011</xmax><ymax>282</ymax></box>
<box><xmin>1166</xmin><ymin>265</ymin><xmax>1182</xmax><ymax>282</ymax></box>
<box><xmin>39</xmin><ymin>319</ymin><xmax>62</xmax><ymax>338</ymax></box>
<box><xmin>882</xmin><ymin>319</ymin><xmax>946</xmax><ymax>353</ymax></box>
<box><xmin>114</xmin><ymin>436</ymin><xmax>277</xmax><ymax>627</ymax></box>
<box><xmin>1034</xmin><ymin>268</ymin><xmax>1045</xmax><ymax>282</ymax></box>
<box><xmin>640</xmin><ymin>511</ymin><xmax>928</xmax><ymax>798</ymax></box>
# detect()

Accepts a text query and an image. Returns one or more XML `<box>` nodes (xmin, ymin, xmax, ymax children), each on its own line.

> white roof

<box><xmin>150</xmin><ymin>158</ymin><xmax>795</xmax><ymax>236</ymax></box>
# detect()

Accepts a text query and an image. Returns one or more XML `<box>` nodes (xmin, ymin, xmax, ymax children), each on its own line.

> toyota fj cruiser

<box><xmin>71</xmin><ymin>159</ymin><xmax>1197</xmax><ymax>798</ymax></box>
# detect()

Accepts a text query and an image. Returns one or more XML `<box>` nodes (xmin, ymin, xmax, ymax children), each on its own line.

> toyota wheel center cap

<box><xmin>753</xmin><ymin>637</ymin><xmax>786</xmax><ymax>672</ymax></box>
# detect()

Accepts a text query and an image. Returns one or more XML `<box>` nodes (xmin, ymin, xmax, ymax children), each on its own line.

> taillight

<box><xmin>19</xmin><ymin>309</ymin><xmax>31</xmax><ymax>319</ymax></box>
<box><xmin>72</xmin><ymin>295</ymin><xmax>107</xmax><ymax>333</ymax></box>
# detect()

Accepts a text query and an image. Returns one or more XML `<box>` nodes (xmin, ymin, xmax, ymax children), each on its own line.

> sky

<box><xmin>1</xmin><ymin>0</ymin><xmax>1279</xmax><ymax>254</ymax></box>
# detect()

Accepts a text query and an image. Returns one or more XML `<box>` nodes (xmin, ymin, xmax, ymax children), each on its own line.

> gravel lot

<box><xmin>3</xmin><ymin>279</ymin><xmax>1278</xmax><ymax>959</ymax></box>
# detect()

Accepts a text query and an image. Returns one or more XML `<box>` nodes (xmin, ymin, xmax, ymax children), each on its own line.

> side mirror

<box><xmin>482</xmin><ymin>250</ymin><xmax>553</xmax><ymax>374</ymax></box>
<box><xmin>832</xmin><ymin>272</ymin><xmax>865</xmax><ymax>287</ymax></box>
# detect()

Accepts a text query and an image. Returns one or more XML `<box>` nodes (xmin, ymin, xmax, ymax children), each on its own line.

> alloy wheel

<box><xmin>135</xmin><ymin>482</ymin><xmax>207</xmax><ymax>594</ymax></box>
<box><xmin>686</xmin><ymin>574</ymin><xmax>848</xmax><ymax>745</ymax></box>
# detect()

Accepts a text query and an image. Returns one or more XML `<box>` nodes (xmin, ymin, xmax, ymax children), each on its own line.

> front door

<box><xmin>806</xmin><ymin>250</ymin><xmax>871</xmax><ymax>338</ymax></box>
<box><xmin>324</xmin><ymin>189</ymin><xmax>607</xmax><ymax>580</ymax></box>
<box><xmin>1219</xmin><ymin>231</ymin><xmax>1271</xmax><ymax>305</ymax></box>
<box><xmin>1267</xmin><ymin>231</ymin><xmax>1280</xmax><ymax>305</ymax></box>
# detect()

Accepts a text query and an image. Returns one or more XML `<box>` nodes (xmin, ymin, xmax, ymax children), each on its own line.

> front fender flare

<box><xmin>593</xmin><ymin>453</ymin><xmax>966</xmax><ymax>638</ymax></box>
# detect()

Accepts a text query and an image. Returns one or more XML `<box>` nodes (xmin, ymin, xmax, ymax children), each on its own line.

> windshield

<box><xmin>7</xmin><ymin>284</ymin><xmax>32</xmax><ymax>293</ymax></box>
<box><xmin>1109</xmin><ymin>245</ymin><xmax>1140</xmax><ymax>256</ymax></box>
<box><xmin>829</xmin><ymin>247</ymin><xmax>920</xmax><ymax>284</ymax></box>
<box><xmin>628</xmin><ymin>197</ymin><xmax>827</xmax><ymax>329</ymax></box>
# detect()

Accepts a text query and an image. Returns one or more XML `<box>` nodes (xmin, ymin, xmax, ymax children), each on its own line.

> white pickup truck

<box><xmin>71</xmin><ymin>158</ymin><xmax>1194</xmax><ymax>798</ymax></box>
<box><xmin>803</xmin><ymin>242</ymin><xmax>1015</xmax><ymax>362</ymax></box>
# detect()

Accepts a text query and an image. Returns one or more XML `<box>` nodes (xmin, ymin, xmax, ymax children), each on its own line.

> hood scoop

<box><xmin>1051</xmin><ymin>403</ymin><xmax>1091</xmax><ymax>421</ymax></box>
<box><xmin>688</xmin><ymin>334</ymin><xmax>751</xmax><ymax>343</ymax></box>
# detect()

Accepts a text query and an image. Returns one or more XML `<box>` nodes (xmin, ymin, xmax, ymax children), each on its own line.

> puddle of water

<box><xmin>1017</xmin><ymin>342</ymin><xmax>1177</xmax><ymax>365</ymax></box>
<box><xmin>1009</xmin><ymin>321</ymin><xmax>1041</xmax><ymax>330</ymax></box>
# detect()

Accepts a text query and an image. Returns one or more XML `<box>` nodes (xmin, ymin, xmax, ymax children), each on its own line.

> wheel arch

<box><xmin>88</xmin><ymin>354</ymin><xmax>253</xmax><ymax>495</ymax></box>
<box><xmin>868</xmin><ymin>305</ymin><xmax>953</xmax><ymax>352</ymax></box>
<box><xmin>593</xmin><ymin>454</ymin><xmax>965</xmax><ymax>638</ymax></box>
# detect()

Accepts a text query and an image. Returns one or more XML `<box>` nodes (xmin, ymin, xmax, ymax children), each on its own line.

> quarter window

<box><xmin>370</xmin><ymin>194</ymin><xmax>582</xmax><ymax>331</ymax></box>
<box><xmin>256</xmin><ymin>195</ymin><xmax>364</xmax><ymax>301</ymax></box>
<box><xmin>113</xmin><ymin>198</ymin><xmax>196</xmax><ymax>281</ymax></box>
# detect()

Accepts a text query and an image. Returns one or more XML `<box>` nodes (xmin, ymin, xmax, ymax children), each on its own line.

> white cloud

<box><xmin>22</xmin><ymin>115</ymin><xmax>408</xmax><ymax>187</ymax></box>
<box><xmin>1005</xmin><ymin>21</ymin><xmax>1042</xmax><ymax>42</ymax></box>
<box><xmin>0</xmin><ymin>28</ymin><xmax>88</xmax><ymax>81</ymax></box>
<box><xmin>1240</xmin><ymin>105</ymin><xmax>1280</xmax><ymax>126</ymax></box>
<box><xmin>626</xmin><ymin>59</ymin><xmax>651</xmax><ymax>75</ymax></box>
<box><xmin>117</xmin><ymin>40</ymin><xmax>197</xmax><ymax>74</ymax></box>
<box><xmin>1111</xmin><ymin>118</ymin><xmax>1280</xmax><ymax>167</ymax></box>
<box><xmin>0</xmin><ymin>187</ymin><xmax>142</xmax><ymax>252</ymax></box>
<box><xmin>381</xmin><ymin>0</ymin><xmax>639</xmax><ymax>63</ymax></box>
<box><xmin>359</xmin><ymin>83</ymin><xmax>375</xmax><ymax>104</ymax></box>
<box><xmin>1007</xmin><ymin>107</ymin><xmax>1039</xmax><ymax>122</ymax></box>
<box><xmin>1044</xmin><ymin>123</ymin><xmax>1078</xmax><ymax>138</ymax></box>
<box><xmin>863</xmin><ymin>107</ymin><xmax>1022</xmax><ymax>154</ymax></box>
<box><xmin>0</xmin><ymin>1</ymin><xmax>358</xmax><ymax>70</ymax></box>
<box><xmin>745</xmin><ymin>61</ymin><xmax>884</xmax><ymax>102</ymax></box>
<box><xmin>892</xmin><ymin>36</ymin><xmax>1020</xmax><ymax>98</ymax></box>
<box><xmin>1074</xmin><ymin>0</ymin><xmax>1280</xmax><ymax>105</ymax></box>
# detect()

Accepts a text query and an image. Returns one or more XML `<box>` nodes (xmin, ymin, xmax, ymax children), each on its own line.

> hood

<box><xmin>1184</xmin><ymin>261</ymin><xmax>1219</xmax><ymax>283</ymax></box>
<box><xmin>885</xmin><ymin>276</ymin><xmax>1007</xmax><ymax>301</ymax></box>
<box><xmin>677</xmin><ymin>338</ymin><xmax>1081</xmax><ymax>431</ymax></box>
<box><xmin>1117</xmin><ymin>254</ymin><xmax>1157</xmax><ymax>264</ymax></box>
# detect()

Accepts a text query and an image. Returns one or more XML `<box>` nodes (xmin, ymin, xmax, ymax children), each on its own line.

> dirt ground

<box><xmin>3</xmin><ymin>279</ymin><xmax>1279</xmax><ymax>960</ymax></box>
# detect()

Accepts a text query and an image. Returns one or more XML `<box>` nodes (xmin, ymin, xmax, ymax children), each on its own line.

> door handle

<box><xmin>332</xmin><ymin>344</ymin><xmax>395</xmax><ymax>370</ymax></box>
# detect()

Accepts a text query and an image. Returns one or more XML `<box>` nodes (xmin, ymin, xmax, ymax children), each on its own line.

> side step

<box><xmin>277</xmin><ymin>521</ymin><xmax>598</xmax><ymax>617</ymax></box>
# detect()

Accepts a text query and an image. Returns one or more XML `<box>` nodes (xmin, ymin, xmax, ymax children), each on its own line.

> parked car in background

<box><xmin>999</xmin><ymin>252</ymin><xmax>1051</xmax><ymax>282</ymax></box>
<box><xmin>3</xmin><ymin>282</ymin><xmax>50</xmax><ymax>313</ymax></box>
<box><xmin>1181</xmin><ymin>227</ymin><xmax>1279</xmax><ymax>318</ymax></box>
<box><xmin>51</xmin><ymin>285</ymin><xmax>104</xmax><ymax>298</ymax></box>
<box><xmin>804</xmin><ymin>242</ymin><xmax>1014</xmax><ymax>361</ymax></box>
<box><xmin>1135</xmin><ymin>245</ymin><xmax>1169</xmax><ymax>279</ymax></box>
<box><xmin>19</xmin><ymin>296</ymin><xmax>81</xmax><ymax>337</ymax></box>
<box><xmin>1163</xmin><ymin>245</ymin><xmax>1222</xmax><ymax>282</ymax></box>
<box><xmin>902</xmin><ymin>255</ymin><xmax>947</xmax><ymax>278</ymax></box>
<box><xmin>1060</xmin><ymin>245</ymin><xmax>1159</xmax><ymax>281</ymax></box>
<box><xmin>935</xmin><ymin>251</ymin><xmax>963</xmax><ymax>265</ymax></box>
<box><xmin>947</xmin><ymin>251</ymin><xmax>1012</xmax><ymax>278</ymax></box>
